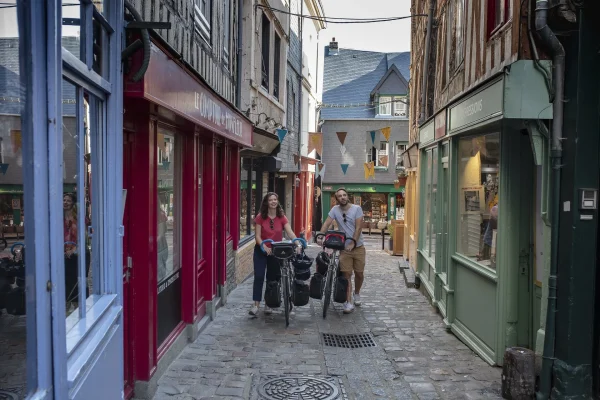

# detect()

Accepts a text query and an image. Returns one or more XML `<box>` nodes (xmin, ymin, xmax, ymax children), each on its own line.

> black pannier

<box><xmin>333</xmin><ymin>276</ymin><xmax>348</xmax><ymax>303</ymax></box>
<box><xmin>323</xmin><ymin>232</ymin><xmax>346</xmax><ymax>251</ymax></box>
<box><xmin>315</xmin><ymin>251</ymin><xmax>330</xmax><ymax>275</ymax></box>
<box><xmin>264</xmin><ymin>280</ymin><xmax>281</xmax><ymax>308</ymax></box>
<box><xmin>292</xmin><ymin>253</ymin><xmax>313</xmax><ymax>281</ymax></box>
<box><xmin>309</xmin><ymin>273</ymin><xmax>325</xmax><ymax>299</ymax></box>
<box><xmin>292</xmin><ymin>281</ymin><xmax>310</xmax><ymax>306</ymax></box>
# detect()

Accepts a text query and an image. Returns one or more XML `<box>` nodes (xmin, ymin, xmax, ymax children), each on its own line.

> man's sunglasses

<box><xmin>343</xmin><ymin>213</ymin><xmax>347</xmax><ymax>224</ymax></box>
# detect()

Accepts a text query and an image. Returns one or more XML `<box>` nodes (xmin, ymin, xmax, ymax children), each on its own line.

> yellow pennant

<box><xmin>381</xmin><ymin>126</ymin><xmax>391</xmax><ymax>141</ymax></box>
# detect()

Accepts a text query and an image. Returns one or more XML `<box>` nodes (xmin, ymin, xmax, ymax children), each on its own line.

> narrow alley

<box><xmin>151</xmin><ymin>238</ymin><xmax>502</xmax><ymax>400</ymax></box>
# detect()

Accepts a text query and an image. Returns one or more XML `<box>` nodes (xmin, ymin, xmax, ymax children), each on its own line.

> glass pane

<box><xmin>64</xmin><ymin>82</ymin><xmax>102</xmax><ymax>326</ymax></box>
<box><xmin>240</xmin><ymin>158</ymin><xmax>249</xmax><ymax>239</ymax></box>
<box><xmin>456</xmin><ymin>133</ymin><xmax>500</xmax><ymax>269</ymax></box>
<box><xmin>62</xmin><ymin>1</ymin><xmax>83</xmax><ymax>59</ymax></box>
<box><xmin>250</xmin><ymin>167</ymin><xmax>257</xmax><ymax>234</ymax></box>
<box><xmin>157</xmin><ymin>130</ymin><xmax>181</xmax><ymax>284</ymax></box>
<box><xmin>423</xmin><ymin>151</ymin><xmax>431</xmax><ymax>254</ymax></box>
<box><xmin>0</xmin><ymin>4</ymin><xmax>27</xmax><ymax>395</ymax></box>
<box><xmin>430</xmin><ymin>147</ymin><xmax>438</xmax><ymax>260</ymax></box>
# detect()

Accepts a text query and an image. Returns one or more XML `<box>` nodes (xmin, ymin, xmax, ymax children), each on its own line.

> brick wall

<box><xmin>235</xmin><ymin>240</ymin><xmax>255</xmax><ymax>285</ymax></box>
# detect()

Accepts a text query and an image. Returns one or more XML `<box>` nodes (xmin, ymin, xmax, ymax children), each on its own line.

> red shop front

<box><xmin>293</xmin><ymin>157</ymin><xmax>317</xmax><ymax>241</ymax></box>
<box><xmin>122</xmin><ymin>42</ymin><xmax>252</xmax><ymax>397</ymax></box>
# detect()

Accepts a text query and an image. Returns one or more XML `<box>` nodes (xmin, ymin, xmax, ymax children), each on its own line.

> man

<box><xmin>317</xmin><ymin>188</ymin><xmax>365</xmax><ymax>314</ymax></box>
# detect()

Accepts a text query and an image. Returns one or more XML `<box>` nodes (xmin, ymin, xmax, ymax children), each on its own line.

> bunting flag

<box><xmin>293</xmin><ymin>154</ymin><xmax>300</xmax><ymax>165</ymax></box>
<box><xmin>0</xmin><ymin>164</ymin><xmax>8</xmax><ymax>175</ymax></box>
<box><xmin>340</xmin><ymin>145</ymin><xmax>347</xmax><ymax>155</ymax></box>
<box><xmin>319</xmin><ymin>164</ymin><xmax>326</xmax><ymax>179</ymax></box>
<box><xmin>276</xmin><ymin>128</ymin><xmax>288</xmax><ymax>143</ymax></box>
<box><xmin>336</xmin><ymin>131</ymin><xmax>347</xmax><ymax>145</ymax></box>
<box><xmin>363</xmin><ymin>162</ymin><xmax>375</xmax><ymax>180</ymax></box>
<box><xmin>308</xmin><ymin>133</ymin><xmax>323</xmax><ymax>155</ymax></box>
<box><xmin>341</xmin><ymin>164</ymin><xmax>349</xmax><ymax>175</ymax></box>
<box><xmin>381</xmin><ymin>126</ymin><xmax>391</xmax><ymax>141</ymax></box>
<box><xmin>10</xmin><ymin>130</ymin><xmax>22</xmax><ymax>153</ymax></box>
<box><xmin>378</xmin><ymin>155</ymin><xmax>389</xmax><ymax>168</ymax></box>
<box><xmin>370</xmin><ymin>131</ymin><xmax>376</xmax><ymax>144</ymax></box>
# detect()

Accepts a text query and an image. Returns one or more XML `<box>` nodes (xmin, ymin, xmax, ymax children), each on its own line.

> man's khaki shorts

<box><xmin>339</xmin><ymin>245</ymin><xmax>366</xmax><ymax>274</ymax></box>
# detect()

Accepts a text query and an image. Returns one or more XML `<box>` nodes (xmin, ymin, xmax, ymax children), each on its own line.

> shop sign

<box><xmin>322</xmin><ymin>184</ymin><xmax>404</xmax><ymax>193</ymax></box>
<box><xmin>129</xmin><ymin>44</ymin><xmax>253</xmax><ymax>147</ymax></box>
<box><xmin>419</xmin><ymin>119</ymin><xmax>434</xmax><ymax>146</ymax></box>
<box><xmin>449</xmin><ymin>78</ymin><xmax>504</xmax><ymax>134</ymax></box>
<box><xmin>435</xmin><ymin>109</ymin><xmax>447</xmax><ymax>139</ymax></box>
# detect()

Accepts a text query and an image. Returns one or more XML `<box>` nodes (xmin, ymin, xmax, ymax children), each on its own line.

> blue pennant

<box><xmin>341</xmin><ymin>164</ymin><xmax>349</xmax><ymax>175</ymax></box>
<box><xmin>0</xmin><ymin>164</ymin><xmax>8</xmax><ymax>175</ymax></box>
<box><xmin>276</xmin><ymin>129</ymin><xmax>288</xmax><ymax>142</ymax></box>
<box><xmin>370</xmin><ymin>131</ymin><xmax>376</xmax><ymax>144</ymax></box>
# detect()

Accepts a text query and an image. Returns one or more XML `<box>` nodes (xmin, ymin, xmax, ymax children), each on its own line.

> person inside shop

<box><xmin>63</xmin><ymin>193</ymin><xmax>90</xmax><ymax>312</ymax></box>
<box><xmin>317</xmin><ymin>187</ymin><xmax>366</xmax><ymax>314</ymax></box>
<box><xmin>480</xmin><ymin>204</ymin><xmax>498</xmax><ymax>261</ymax></box>
<box><xmin>249</xmin><ymin>192</ymin><xmax>299</xmax><ymax>316</ymax></box>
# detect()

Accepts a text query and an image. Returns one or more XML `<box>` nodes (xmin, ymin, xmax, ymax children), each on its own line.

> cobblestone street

<box><xmin>151</xmin><ymin>238</ymin><xmax>502</xmax><ymax>400</ymax></box>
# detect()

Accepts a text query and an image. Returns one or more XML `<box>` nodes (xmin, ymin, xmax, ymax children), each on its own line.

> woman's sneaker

<box><xmin>343</xmin><ymin>302</ymin><xmax>355</xmax><ymax>314</ymax></box>
<box><xmin>249</xmin><ymin>305</ymin><xmax>259</xmax><ymax>316</ymax></box>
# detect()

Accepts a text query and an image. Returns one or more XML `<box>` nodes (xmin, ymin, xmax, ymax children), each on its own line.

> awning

<box><xmin>240</xmin><ymin>127</ymin><xmax>280</xmax><ymax>157</ymax></box>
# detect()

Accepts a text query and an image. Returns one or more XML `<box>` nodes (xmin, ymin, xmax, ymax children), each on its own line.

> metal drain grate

<box><xmin>258</xmin><ymin>376</ymin><xmax>339</xmax><ymax>400</ymax></box>
<box><xmin>321</xmin><ymin>333</ymin><xmax>376</xmax><ymax>349</ymax></box>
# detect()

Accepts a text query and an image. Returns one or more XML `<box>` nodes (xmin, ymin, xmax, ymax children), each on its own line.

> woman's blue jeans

<box><xmin>253</xmin><ymin>245</ymin><xmax>281</xmax><ymax>302</ymax></box>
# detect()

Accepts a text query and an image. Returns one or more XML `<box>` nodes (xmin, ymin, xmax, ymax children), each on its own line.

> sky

<box><xmin>319</xmin><ymin>0</ymin><xmax>413</xmax><ymax>53</ymax></box>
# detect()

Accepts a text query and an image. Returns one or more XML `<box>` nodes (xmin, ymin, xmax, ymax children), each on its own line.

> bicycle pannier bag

<box><xmin>323</xmin><ymin>233</ymin><xmax>346</xmax><ymax>251</ymax></box>
<box><xmin>333</xmin><ymin>276</ymin><xmax>348</xmax><ymax>303</ymax></box>
<box><xmin>264</xmin><ymin>280</ymin><xmax>281</xmax><ymax>308</ymax></box>
<box><xmin>292</xmin><ymin>280</ymin><xmax>310</xmax><ymax>306</ymax></box>
<box><xmin>315</xmin><ymin>251</ymin><xmax>329</xmax><ymax>275</ymax></box>
<box><xmin>292</xmin><ymin>253</ymin><xmax>313</xmax><ymax>281</ymax></box>
<box><xmin>309</xmin><ymin>273</ymin><xmax>325</xmax><ymax>299</ymax></box>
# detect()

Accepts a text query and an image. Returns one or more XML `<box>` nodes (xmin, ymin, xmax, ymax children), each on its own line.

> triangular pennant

<box><xmin>381</xmin><ymin>126</ymin><xmax>391</xmax><ymax>141</ymax></box>
<box><xmin>315</xmin><ymin>164</ymin><xmax>320</xmax><ymax>177</ymax></box>
<box><xmin>336</xmin><ymin>131</ymin><xmax>347</xmax><ymax>145</ymax></box>
<box><xmin>319</xmin><ymin>164</ymin><xmax>326</xmax><ymax>178</ymax></box>
<box><xmin>340</xmin><ymin>145</ymin><xmax>347</xmax><ymax>155</ymax></box>
<box><xmin>341</xmin><ymin>164</ymin><xmax>349</xmax><ymax>174</ymax></box>
<box><xmin>293</xmin><ymin>154</ymin><xmax>300</xmax><ymax>164</ymax></box>
<box><xmin>370</xmin><ymin>131</ymin><xmax>376</xmax><ymax>144</ymax></box>
<box><xmin>378</xmin><ymin>155</ymin><xmax>389</xmax><ymax>167</ymax></box>
<box><xmin>0</xmin><ymin>164</ymin><xmax>8</xmax><ymax>175</ymax></box>
<box><xmin>364</xmin><ymin>162</ymin><xmax>371</xmax><ymax>180</ymax></box>
<box><xmin>10</xmin><ymin>130</ymin><xmax>22</xmax><ymax>153</ymax></box>
<box><xmin>276</xmin><ymin>128</ymin><xmax>288</xmax><ymax>143</ymax></box>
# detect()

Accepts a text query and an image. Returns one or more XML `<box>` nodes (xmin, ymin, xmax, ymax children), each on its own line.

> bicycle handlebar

<box><xmin>260</xmin><ymin>237</ymin><xmax>307</xmax><ymax>254</ymax></box>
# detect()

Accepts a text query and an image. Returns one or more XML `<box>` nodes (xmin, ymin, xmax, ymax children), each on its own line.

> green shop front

<box><xmin>417</xmin><ymin>61</ymin><xmax>553</xmax><ymax>365</ymax></box>
<box><xmin>321</xmin><ymin>183</ymin><xmax>405</xmax><ymax>225</ymax></box>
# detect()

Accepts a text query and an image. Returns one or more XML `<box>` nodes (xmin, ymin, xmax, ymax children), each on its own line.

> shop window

<box><xmin>421</xmin><ymin>147</ymin><xmax>438</xmax><ymax>260</ymax></box>
<box><xmin>223</xmin><ymin>0</ymin><xmax>230</xmax><ymax>67</ymax></box>
<box><xmin>273</xmin><ymin>33</ymin><xmax>281</xmax><ymax>100</ymax></box>
<box><xmin>240</xmin><ymin>157</ymin><xmax>258</xmax><ymax>240</ymax></box>
<box><xmin>456</xmin><ymin>133</ymin><xmax>500</xmax><ymax>269</ymax></box>
<box><xmin>446</xmin><ymin>0</ymin><xmax>465</xmax><ymax>72</ymax></box>
<box><xmin>261</xmin><ymin>13</ymin><xmax>270</xmax><ymax>91</ymax></box>
<box><xmin>194</xmin><ymin>0</ymin><xmax>212</xmax><ymax>41</ymax></box>
<box><xmin>197</xmin><ymin>144</ymin><xmax>204</xmax><ymax>260</ymax></box>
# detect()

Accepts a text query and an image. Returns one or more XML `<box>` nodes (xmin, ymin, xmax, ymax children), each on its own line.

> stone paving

<box><xmin>0</xmin><ymin>313</ymin><xmax>26</xmax><ymax>399</ymax></box>
<box><xmin>151</xmin><ymin>237</ymin><xmax>502</xmax><ymax>400</ymax></box>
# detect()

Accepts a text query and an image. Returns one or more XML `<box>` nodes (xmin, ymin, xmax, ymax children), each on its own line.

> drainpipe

<box><xmin>419</xmin><ymin>0</ymin><xmax>435</xmax><ymax>123</ymax></box>
<box><xmin>296</xmin><ymin>0</ymin><xmax>304</xmax><ymax>234</ymax></box>
<box><xmin>535</xmin><ymin>1</ymin><xmax>565</xmax><ymax>399</ymax></box>
<box><xmin>235</xmin><ymin>0</ymin><xmax>243</xmax><ymax>108</ymax></box>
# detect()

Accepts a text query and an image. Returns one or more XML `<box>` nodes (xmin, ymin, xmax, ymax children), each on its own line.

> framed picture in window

<box><xmin>461</xmin><ymin>186</ymin><xmax>484</xmax><ymax>214</ymax></box>
<box><xmin>354</xmin><ymin>196</ymin><xmax>361</xmax><ymax>206</ymax></box>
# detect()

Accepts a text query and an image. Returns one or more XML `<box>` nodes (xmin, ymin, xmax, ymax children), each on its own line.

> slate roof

<box><xmin>0</xmin><ymin>37</ymin><xmax>80</xmax><ymax>116</ymax></box>
<box><xmin>322</xmin><ymin>47</ymin><xmax>410</xmax><ymax>120</ymax></box>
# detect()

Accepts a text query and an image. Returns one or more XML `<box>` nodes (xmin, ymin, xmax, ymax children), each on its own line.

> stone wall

<box><xmin>235</xmin><ymin>240</ymin><xmax>255</xmax><ymax>285</ymax></box>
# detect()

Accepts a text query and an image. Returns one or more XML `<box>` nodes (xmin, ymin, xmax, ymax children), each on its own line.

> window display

<box><xmin>456</xmin><ymin>132</ymin><xmax>500</xmax><ymax>269</ymax></box>
<box><xmin>240</xmin><ymin>157</ymin><xmax>258</xmax><ymax>240</ymax></box>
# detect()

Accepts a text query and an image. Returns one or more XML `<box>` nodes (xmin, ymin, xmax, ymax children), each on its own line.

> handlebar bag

<box><xmin>264</xmin><ymin>280</ymin><xmax>281</xmax><ymax>308</ymax></box>
<box><xmin>271</xmin><ymin>242</ymin><xmax>296</xmax><ymax>259</ymax></box>
<box><xmin>333</xmin><ymin>276</ymin><xmax>349</xmax><ymax>303</ymax></box>
<box><xmin>292</xmin><ymin>280</ymin><xmax>310</xmax><ymax>307</ymax></box>
<box><xmin>309</xmin><ymin>273</ymin><xmax>325</xmax><ymax>299</ymax></box>
<box><xmin>323</xmin><ymin>233</ymin><xmax>346</xmax><ymax>251</ymax></box>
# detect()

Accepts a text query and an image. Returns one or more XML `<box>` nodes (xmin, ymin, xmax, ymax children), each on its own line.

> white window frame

<box><xmin>194</xmin><ymin>0</ymin><xmax>212</xmax><ymax>41</ymax></box>
<box><xmin>378</xmin><ymin>96</ymin><xmax>392</xmax><ymax>116</ymax></box>
<box><xmin>393</xmin><ymin>96</ymin><xmax>408</xmax><ymax>117</ymax></box>
<box><xmin>377</xmin><ymin>141</ymin><xmax>389</xmax><ymax>167</ymax></box>
<box><xmin>396</xmin><ymin>142</ymin><xmax>407</xmax><ymax>168</ymax></box>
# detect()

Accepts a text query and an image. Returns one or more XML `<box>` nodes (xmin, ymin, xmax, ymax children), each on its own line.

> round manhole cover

<box><xmin>0</xmin><ymin>390</ymin><xmax>19</xmax><ymax>400</ymax></box>
<box><xmin>258</xmin><ymin>376</ymin><xmax>339</xmax><ymax>400</ymax></box>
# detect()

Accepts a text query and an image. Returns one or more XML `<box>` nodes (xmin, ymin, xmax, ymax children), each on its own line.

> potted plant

<box><xmin>397</xmin><ymin>167</ymin><xmax>408</xmax><ymax>186</ymax></box>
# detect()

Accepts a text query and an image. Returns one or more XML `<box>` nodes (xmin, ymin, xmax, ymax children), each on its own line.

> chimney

<box><xmin>329</xmin><ymin>37</ymin><xmax>339</xmax><ymax>55</ymax></box>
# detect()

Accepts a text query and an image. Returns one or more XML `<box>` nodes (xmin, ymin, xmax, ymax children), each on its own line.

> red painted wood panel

<box><xmin>181</xmin><ymin>130</ymin><xmax>197</xmax><ymax>324</ymax></box>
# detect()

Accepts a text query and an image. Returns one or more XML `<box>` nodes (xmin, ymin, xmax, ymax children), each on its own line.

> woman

<box><xmin>249</xmin><ymin>192</ymin><xmax>298</xmax><ymax>316</ymax></box>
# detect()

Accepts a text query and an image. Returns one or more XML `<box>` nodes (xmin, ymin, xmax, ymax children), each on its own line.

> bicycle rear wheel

<box><xmin>283</xmin><ymin>271</ymin><xmax>290</xmax><ymax>327</ymax></box>
<box><xmin>322</xmin><ymin>267</ymin><xmax>333</xmax><ymax>318</ymax></box>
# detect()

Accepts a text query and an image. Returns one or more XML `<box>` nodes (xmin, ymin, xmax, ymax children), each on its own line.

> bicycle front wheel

<box><xmin>283</xmin><ymin>272</ymin><xmax>290</xmax><ymax>327</ymax></box>
<box><xmin>322</xmin><ymin>268</ymin><xmax>333</xmax><ymax>318</ymax></box>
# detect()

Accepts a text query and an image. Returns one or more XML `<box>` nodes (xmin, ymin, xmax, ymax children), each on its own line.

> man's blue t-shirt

<box><xmin>328</xmin><ymin>204</ymin><xmax>364</xmax><ymax>247</ymax></box>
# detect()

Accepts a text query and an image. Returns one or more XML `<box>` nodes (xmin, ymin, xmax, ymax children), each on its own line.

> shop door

<box><xmin>215</xmin><ymin>146</ymin><xmax>224</xmax><ymax>295</ymax></box>
<box><xmin>275</xmin><ymin>177</ymin><xmax>286</xmax><ymax>207</ymax></box>
<box><xmin>440</xmin><ymin>143</ymin><xmax>450</xmax><ymax>277</ymax></box>
<box><xmin>122</xmin><ymin>132</ymin><xmax>134</xmax><ymax>396</ymax></box>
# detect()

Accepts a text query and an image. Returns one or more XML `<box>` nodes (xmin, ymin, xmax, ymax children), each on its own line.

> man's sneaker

<box><xmin>343</xmin><ymin>301</ymin><xmax>355</xmax><ymax>314</ymax></box>
<box><xmin>249</xmin><ymin>305</ymin><xmax>259</xmax><ymax>316</ymax></box>
<box><xmin>264</xmin><ymin>306</ymin><xmax>273</xmax><ymax>315</ymax></box>
<box><xmin>353</xmin><ymin>293</ymin><xmax>362</xmax><ymax>306</ymax></box>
